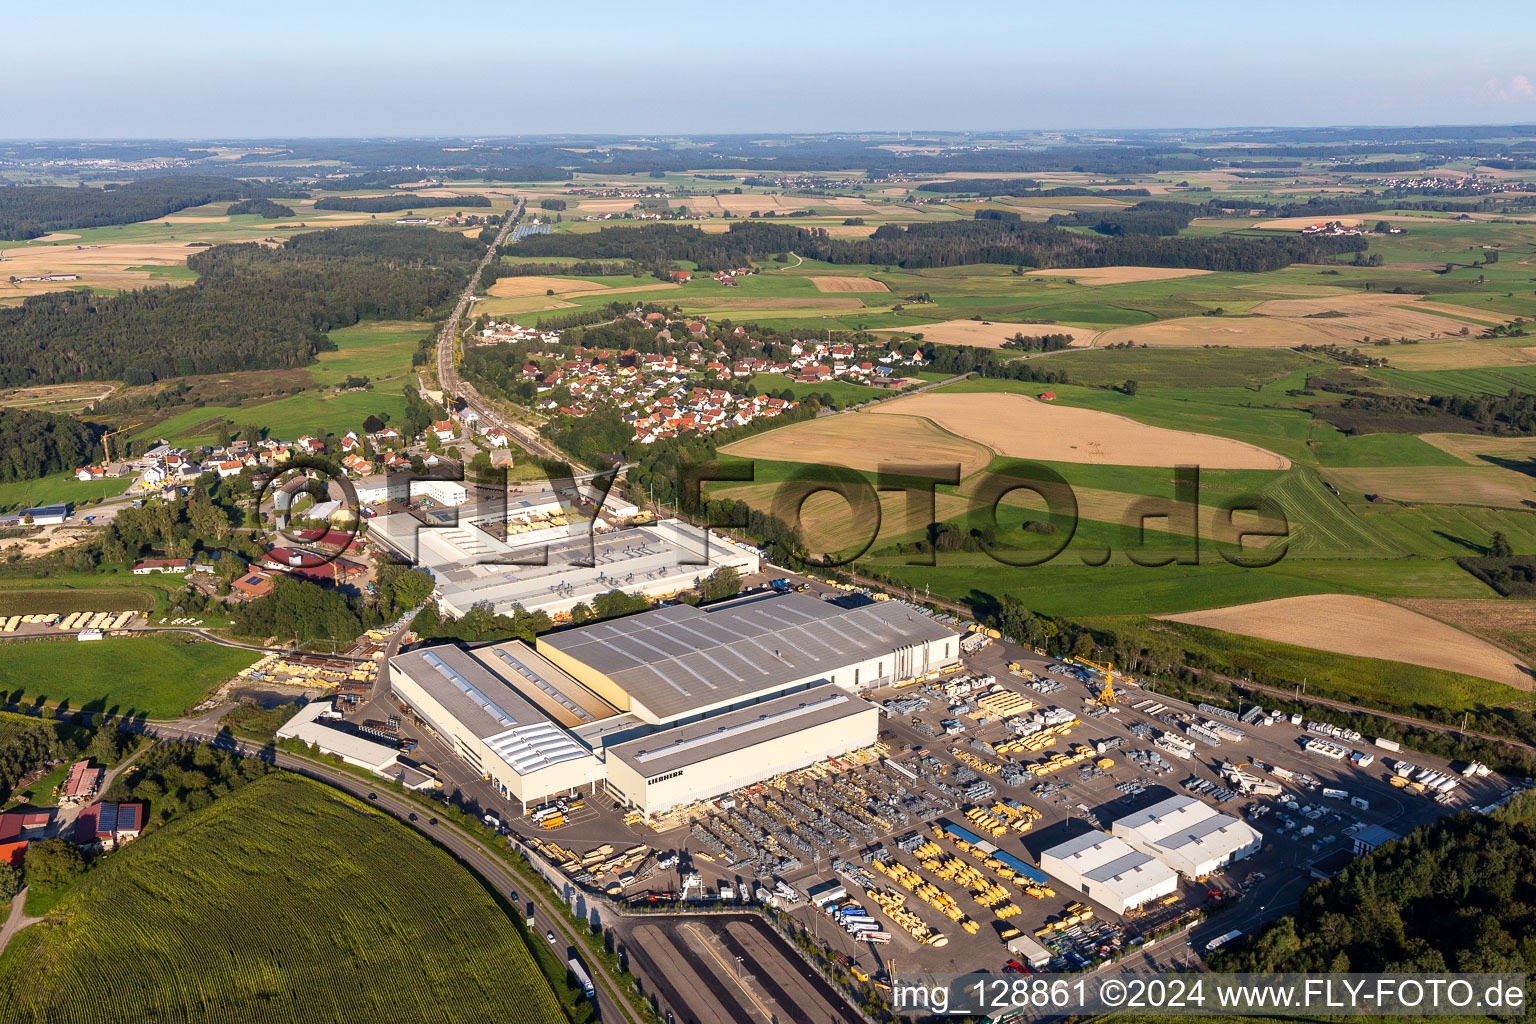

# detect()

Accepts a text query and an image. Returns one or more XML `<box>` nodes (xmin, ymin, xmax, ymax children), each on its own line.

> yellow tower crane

<box><xmin>1071</xmin><ymin>657</ymin><xmax>1128</xmax><ymax>705</ymax></box>
<box><xmin>101</xmin><ymin>423</ymin><xmax>141</xmax><ymax>465</ymax></box>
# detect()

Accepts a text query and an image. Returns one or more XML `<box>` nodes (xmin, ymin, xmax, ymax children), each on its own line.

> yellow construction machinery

<box><xmin>101</xmin><ymin>423</ymin><xmax>141</xmax><ymax>464</ymax></box>
<box><xmin>1071</xmin><ymin>657</ymin><xmax>1129</xmax><ymax>705</ymax></box>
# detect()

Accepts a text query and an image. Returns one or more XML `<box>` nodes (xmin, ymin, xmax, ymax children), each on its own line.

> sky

<box><xmin>2</xmin><ymin>0</ymin><xmax>1534</xmax><ymax>138</ymax></box>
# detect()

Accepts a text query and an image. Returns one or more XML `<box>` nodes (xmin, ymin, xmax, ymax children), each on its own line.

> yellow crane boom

<box><xmin>1070</xmin><ymin>657</ymin><xmax>1128</xmax><ymax>704</ymax></box>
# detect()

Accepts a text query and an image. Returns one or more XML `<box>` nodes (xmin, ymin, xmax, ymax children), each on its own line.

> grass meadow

<box><xmin>0</xmin><ymin>634</ymin><xmax>259</xmax><ymax>718</ymax></box>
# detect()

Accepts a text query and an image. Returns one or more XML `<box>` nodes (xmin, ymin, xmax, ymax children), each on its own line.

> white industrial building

<box><xmin>371</xmin><ymin>516</ymin><xmax>762</xmax><ymax>620</ymax></box>
<box><xmin>276</xmin><ymin>702</ymin><xmax>402</xmax><ymax>775</ymax></box>
<box><xmin>355</xmin><ymin>474</ymin><xmax>469</xmax><ymax>508</ymax></box>
<box><xmin>604</xmin><ymin>684</ymin><xmax>878</xmax><ymax>815</ymax></box>
<box><xmin>1040</xmin><ymin>831</ymin><xmax>1179</xmax><ymax>915</ymax></box>
<box><xmin>1111</xmin><ymin>795</ymin><xmax>1263</xmax><ymax>879</ymax></box>
<box><xmin>387</xmin><ymin>592</ymin><xmax>959</xmax><ymax>817</ymax></box>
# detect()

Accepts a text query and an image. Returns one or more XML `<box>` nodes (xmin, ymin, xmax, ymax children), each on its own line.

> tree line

<box><xmin>225</xmin><ymin>198</ymin><xmax>294</xmax><ymax>218</ymax></box>
<box><xmin>916</xmin><ymin>180</ymin><xmax>1151</xmax><ymax>198</ymax></box>
<box><xmin>511</xmin><ymin>217</ymin><xmax>1368</xmax><ymax>273</ymax></box>
<box><xmin>0</xmin><ymin>176</ymin><xmax>294</xmax><ymax>240</ymax></box>
<box><xmin>312</xmin><ymin>194</ymin><xmax>491</xmax><ymax>213</ymax></box>
<box><xmin>0</xmin><ymin>224</ymin><xmax>497</xmax><ymax>386</ymax></box>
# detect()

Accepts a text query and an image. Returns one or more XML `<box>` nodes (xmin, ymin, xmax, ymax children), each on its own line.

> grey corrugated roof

<box><xmin>391</xmin><ymin>645</ymin><xmax>546</xmax><ymax>741</ymax></box>
<box><xmin>606</xmin><ymin>684</ymin><xmax>876</xmax><ymax>777</ymax></box>
<box><xmin>539</xmin><ymin>593</ymin><xmax>955</xmax><ymax>720</ymax></box>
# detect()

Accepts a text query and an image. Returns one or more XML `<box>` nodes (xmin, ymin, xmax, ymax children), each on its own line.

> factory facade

<box><xmin>387</xmin><ymin>592</ymin><xmax>959</xmax><ymax>815</ymax></box>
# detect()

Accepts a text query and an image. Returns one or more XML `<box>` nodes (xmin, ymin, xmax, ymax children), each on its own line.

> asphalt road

<box><xmin>431</xmin><ymin>200</ymin><xmax>585</xmax><ymax>470</ymax></box>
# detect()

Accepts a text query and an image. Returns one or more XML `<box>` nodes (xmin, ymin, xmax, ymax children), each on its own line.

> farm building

<box><xmin>132</xmin><ymin>558</ymin><xmax>192</xmax><ymax>575</ymax></box>
<box><xmin>0</xmin><ymin>810</ymin><xmax>51</xmax><ymax>843</ymax></box>
<box><xmin>59</xmin><ymin>761</ymin><xmax>103</xmax><ymax>807</ymax></box>
<box><xmin>1110</xmin><ymin>794</ymin><xmax>1262</xmax><ymax>879</ymax></box>
<box><xmin>604</xmin><ymin>683</ymin><xmax>878</xmax><ymax>816</ymax></box>
<box><xmin>276</xmin><ymin>703</ymin><xmax>402</xmax><ymax>775</ymax></box>
<box><xmin>231</xmin><ymin>571</ymin><xmax>275</xmax><ymax>600</ymax></box>
<box><xmin>1040</xmin><ymin>831</ymin><xmax>1179</xmax><ymax>915</ymax></box>
<box><xmin>74</xmin><ymin>801</ymin><xmax>145</xmax><ymax>849</ymax></box>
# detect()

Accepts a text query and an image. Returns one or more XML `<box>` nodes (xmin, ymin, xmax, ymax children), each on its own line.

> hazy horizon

<box><xmin>2</xmin><ymin>0</ymin><xmax>1532</xmax><ymax>139</ymax></box>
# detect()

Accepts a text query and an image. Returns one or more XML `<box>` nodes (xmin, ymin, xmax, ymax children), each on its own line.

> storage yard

<box><xmin>308</xmin><ymin>575</ymin><xmax>1520</xmax><ymax>982</ymax></box>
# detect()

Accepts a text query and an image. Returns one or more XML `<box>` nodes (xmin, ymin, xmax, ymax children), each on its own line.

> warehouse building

<box><xmin>387</xmin><ymin>591</ymin><xmax>958</xmax><ymax>816</ymax></box>
<box><xmin>1040</xmin><ymin>831</ymin><xmax>1179</xmax><ymax>915</ymax></box>
<box><xmin>389</xmin><ymin>644</ymin><xmax>605</xmax><ymax>810</ymax></box>
<box><xmin>539</xmin><ymin>592</ymin><xmax>959</xmax><ymax>725</ymax></box>
<box><xmin>277</xmin><ymin>702</ymin><xmax>402</xmax><ymax>775</ymax></box>
<box><xmin>605</xmin><ymin>684</ymin><xmax>879</xmax><ymax>815</ymax></box>
<box><xmin>1111</xmin><ymin>794</ymin><xmax>1263</xmax><ymax>879</ymax></box>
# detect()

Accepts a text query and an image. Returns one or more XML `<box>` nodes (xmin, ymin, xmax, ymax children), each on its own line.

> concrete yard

<box><xmin>353</xmin><ymin>569</ymin><xmax>1513</xmax><ymax>987</ymax></box>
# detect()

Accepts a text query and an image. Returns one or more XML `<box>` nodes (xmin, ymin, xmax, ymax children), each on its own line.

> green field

<box><xmin>0</xmin><ymin>634</ymin><xmax>259</xmax><ymax>717</ymax></box>
<box><xmin>748</xmin><ymin>372</ymin><xmax>887</xmax><ymax>405</ymax></box>
<box><xmin>1033</xmin><ymin>346</ymin><xmax>1313</xmax><ymax>389</ymax></box>
<box><xmin>0</xmin><ymin>471</ymin><xmax>126</xmax><ymax>513</ymax></box>
<box><xmin>135</xmin><ymin>388</ymin><xmax>407</xmax><ymax>444</ymax></box>
<box><xmin>0</xmin><ymin>774</ymin><xmax>568</xmax><ymax>1024</ymax></box>
<box><xmin>0</xmin><ymin>588</ymin><xmax>150</xmax><ymax>616</ymax></box>
<box><xmin>311</xmin><ymin>320</ymin><xmax>430</xmax><ymax>387</ymax></box>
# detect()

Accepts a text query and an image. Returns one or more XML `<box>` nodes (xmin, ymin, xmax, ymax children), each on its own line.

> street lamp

<box><xmin>735</xmin><ymin>955</ymin><xmax>744</xmax><ymax>981</ymax></box>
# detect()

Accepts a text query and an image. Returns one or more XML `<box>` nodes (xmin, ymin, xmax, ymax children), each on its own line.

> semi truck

<box><xmin>568</xmin><ymin>958</ymin><xmax>596</xmax><ymax>999</ymax></box>
<box><xmin>1205</xmin><ymin>929</ymin><xmax>1243</xmax><ymax>952</ymax></box>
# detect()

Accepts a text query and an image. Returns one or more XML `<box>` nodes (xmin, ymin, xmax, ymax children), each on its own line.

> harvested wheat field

<box><xmin>1163</xmin><ymin>594</ymin><xmax>1533</xmax><ymax>688</ymax></box>
<box><xmin>1096</xmin><ymin>294</ymin><xmax>1483</xmax><ymax>349</ymax></box>
<box><xmin>1396</xmin><ymin>599</ymin><xmax>1536</xmax><ymax>664</ymax></box>
<box><xmin>878</xmin><ymin>319</ymin><xmax>1100</xmax><ymax>349</ymax></box>
<box><xmin>1026</xmin><ymin>266</ymin><xmax>1213</xmax><ymax>285</ymax></box>
<box><xmin>1255</xmin><ymin>215</ymin><xmax>1367</xmax><ymax>231</ymax></box>
<box><xmin>820</xmin><ymin>224</ymin><xmax>879</xmax><ymax>237</ymax></box>
<box><xmin>869</xmin><ymin>392</ymin><xmax>1291</xmax><ymax>469</ymax></box>
<box><xmin>0</xmin><ymin>241</ymin><xmax>205</xmax><ymax>301</ymax></box>
<box><xmin>1420</xmin><ymin>432</ymin><xmax>1536</xmax><ymax>465</ymax></box>
<box><xmin>1325</xmin><ymin>466</ymin><xmax>1536</xmax><ymax>508</ymax></box>
<box><xmin>808</xmin><ymin>276</ymin><xmax>889</xmax><ymax>294</ymax></box>
<box><xmin>486</xmin><ymin>276</ymin><xmax>610</xmax><ymax>298</ymax></box>
<box><xmin>720</xmin><ymin>412</ymin><xmax>994</xmax><ymax>478</ymax></box>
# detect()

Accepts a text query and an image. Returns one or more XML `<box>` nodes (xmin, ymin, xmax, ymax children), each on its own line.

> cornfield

<box><xmin>0</xmin><ymin>774</ymin><xmax>565</xmax><ymax>1023</ymax></box>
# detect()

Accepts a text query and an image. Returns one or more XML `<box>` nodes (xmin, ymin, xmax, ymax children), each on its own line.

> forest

<box><xmin>915</xmin><ymin>180</ymin><xmax>1151</xmax><ymax>198</ymax></box>
<box><xmin>0</xmin><ymin>176</ymin><xmax>287</xmax><ymax>240</ymax></box>
<box><xmin>511</xmin><ymin>217</ymin><xmax>1367</xmax><ymax>273</ymax></box>
<box><xmin>0</xmin><ymin>224</ymin><xmax>495</xmax><ymax>386</ymax></box>
<box><xmin>1324</xmin><ymin>388</ymin><xmax>1536</xmax><ymax>435</ymax></box>
<box><xmin>225</xmin><ymin>198</ymin><xmax>294</xmax><ymax>218</ymax></box>
<box><xmin>1215</xmin><ymin>796</ymin><xmax>1536</xmax><ymax>975</ymax></box>
<box><xmin>312</xmin><ymin>194</ymin><xmax>491</xmax><ymax>213</ymax></box>
<box><xmin>0</xmin><ymin>407</ymin><xmax>101</xmax><ymax>482</ymax></box>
